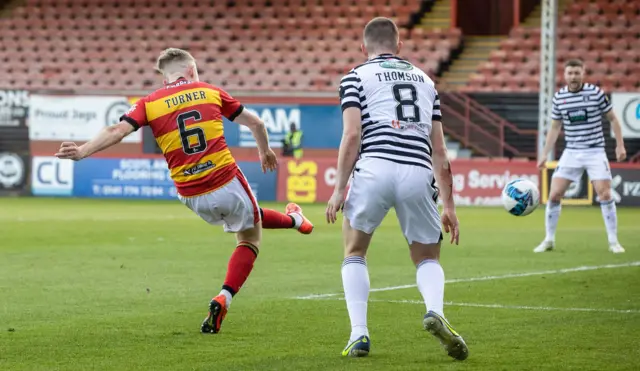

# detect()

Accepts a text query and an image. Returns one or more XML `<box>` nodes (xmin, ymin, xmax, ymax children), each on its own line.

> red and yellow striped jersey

<box><xmin>121</xmin><ymin>78</ymin><xmax>244</xmax><ymax>197</ymax></box>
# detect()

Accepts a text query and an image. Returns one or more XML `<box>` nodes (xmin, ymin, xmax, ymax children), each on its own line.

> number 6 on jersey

<box><xmin>177</xmin><ymin>110</ymin><xmax>207</xmax><ymax>155</ymax></box>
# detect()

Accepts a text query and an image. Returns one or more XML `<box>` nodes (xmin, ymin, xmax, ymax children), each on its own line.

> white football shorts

<box><xmin>552</xmin><ymin>149</ymin><xmax>612</xmax><ymax>183</ymax></box>
<box><xmin>343</xmin><ymin>157</ymin><xmax>442</xmax><ymax>245</ymax></box>
<box><xmin>178</xmin><ymin>172</ymin><xmax>260</xmax><ymax>233</ymax></box>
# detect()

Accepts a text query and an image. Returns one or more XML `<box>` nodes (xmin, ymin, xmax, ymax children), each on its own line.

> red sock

<box><xmin>222</xmin><ymin>242</ymin><xmax>259</xmax><ymax>296</ymax></box>
<box><xmin>260</xmin><ymin>208</ymin><xmax>294</xmax><ymax>229</ymax></box>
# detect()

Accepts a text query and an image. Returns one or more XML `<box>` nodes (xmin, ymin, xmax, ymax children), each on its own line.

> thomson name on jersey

<box><xmin>375</xmin><ymin>71</ymin><xmax>425</xmax><ymax>83</ymax></box>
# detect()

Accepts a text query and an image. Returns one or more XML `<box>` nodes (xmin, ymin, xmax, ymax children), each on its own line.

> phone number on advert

<box><xmin>91</xmin><ymin>185</ymin><xmax>177</xmax><ymax>197</ymax></box>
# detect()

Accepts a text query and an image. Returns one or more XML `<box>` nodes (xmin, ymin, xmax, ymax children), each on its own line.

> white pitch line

<box><xmin>294</xmin><ymin>261</ymin><xmax>640</xmax><ymax>299</ymax></box>
<box><xmin>2</xmin><ymin>215</ymin><xmax>197</xmax><ymax>222</ymax></box>
<box><xmin>313</xmin><ymin>298</ymin><xmax>640</xmax><ymax>314</ymax></box>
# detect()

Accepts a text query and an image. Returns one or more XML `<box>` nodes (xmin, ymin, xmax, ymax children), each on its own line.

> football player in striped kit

<box><xmin>325</xmin><ymin>17</ymin><xmax>468</xmax><ymax>361</ymax></box>
<box><xmin>536</xmin><ymin>59</ymin><xmax>627</xmax><ymax>254</ymax></box>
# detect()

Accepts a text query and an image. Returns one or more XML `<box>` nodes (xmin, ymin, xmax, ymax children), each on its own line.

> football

<box><xmin>501</xmin><ymin>179</ymin><xmax>540</xmax><ymax>216</ymax></box>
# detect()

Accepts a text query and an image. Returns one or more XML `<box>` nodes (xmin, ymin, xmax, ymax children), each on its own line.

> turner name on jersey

<box><xmin>339</xmin><ymin>54</ymin><xmax>441</xmax><ymax>170</ymax></box>
<box><xmin>551</xmin><ymin>83</ymin><xmax>612</xmax><ymax>150</ymax></box>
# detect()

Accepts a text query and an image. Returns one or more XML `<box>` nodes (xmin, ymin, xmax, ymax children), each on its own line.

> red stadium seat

<box><xmin>521</xmin><ymin>61</ymin><xmax>539</xmax><ymax>75</ymax></box>
<box><xmin>509</xmin><ymin>51</ymin><xmax>528</xmax><ymax>63</ymax></box>
<box><xmin>601</xmin><ymin>50</ymin><xmax>619</xmax><ymax>64</ymax></box>
<box><xmin>616</xmin><ymin>62</ymin><xmax>632</xmax><ymax>74</ymax></box>
<box><xmin>489</xmin><ymin>50</ymin><xmax>507</xmax><ymax>63</ymax></box>
<box><xmin>500</xmin><ymin>39</ymin><xmax>519</xmax><ymax>52</ymax></box>
<box><xmin>611</xmin><ymin>38</ymin><xmax>630</xmax><ymax>50</ymax></box>
<box><xmin>478</xmin><ymin>62</ymin><xmax>497</xmax><ymax>75</ymax></box>
<box><xmin>468</xmin><ymin>73</ymin><xmax>488</xmax><ymax>87</ymax></box>
<box><xmin>628</xmin><ymin>64</ymin><xmax>640</xmax><ymax>77</ymax></box>
<box><xmin>501</xmin><ymin>62</ymin><xmax>517</xmax><ymax>75</ymax></box>
<box><xmin>619</xmin><ymin>79</ymin><xmax>639</xmax><ymax>92</ymax></box>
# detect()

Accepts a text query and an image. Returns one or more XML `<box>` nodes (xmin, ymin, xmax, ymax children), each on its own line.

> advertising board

<box><xmin>276</xmin><ymin>158</ymin><xmax>540</xmax><ymax>205</ymax></box>
<box><xmin>0</xmin><ymin>89</ymin><xmax>28</xmax><ymax>127</ymax></box>
<box><xmin>31</xmin><ymin>157</ymin><xmax>277</xmax><ymax>201</ymax></box>
<box><xmin>29</xmin><ymin>95</ymin><xmax>142</xmax><ymax>143</ymax></box>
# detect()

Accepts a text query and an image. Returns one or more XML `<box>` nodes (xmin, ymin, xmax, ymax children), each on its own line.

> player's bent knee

<box><xmin>409</xmin><ymin>242</ymin><xmax>441</xmax><ymax>265</ymax></box>
<box><xmin>236</xmin><ymin>224</ymin><xmax>262</xmax><ymax>248</ymax></box>
<box><xmin>593</xmin><ymin>180</ymin><xmax>612</xmax><ymax>200</ymax></box>
<box><xmin>549</xmin><ymin>177</ymin><xmax>573</xmax><ymax>203</ymax></box>
<box><xmin>549</xmin><ymin>188</ymin><xmax>566</xmax><ymax>203</ymax></box>
<box><xmin>344</xmin><ymin>238</ymin><xmax>369</xmax><ymax>257</ymax></box>
<box><xmin>549</xmin><ymin>193</ymin><xmax>563</xmax><ymax>203</ymax></box>
<box><xmin>597</xmin><ymin>188</ymin><xmax>612</xmax><ymax>201</ymax></box>
<box><xmin>343</xmin><ymin>218</ymin><xmax>372</xmax><ymax>257</ymax></box>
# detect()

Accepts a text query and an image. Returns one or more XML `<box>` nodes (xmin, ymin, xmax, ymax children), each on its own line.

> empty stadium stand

<box><xmin>0</xmin><ymin>0</ymin><xmax>462</xmax><ymax>92</ymax></box>
<box><xmin>465</xmin><ymin>0</ymin><xmax>640</xmax><ymax>93</ymax></box>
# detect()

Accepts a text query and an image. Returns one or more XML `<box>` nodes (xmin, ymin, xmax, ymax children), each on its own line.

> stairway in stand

<box><xmin>441</xmin><ymin>36</ymin><xmax>504</xmax><ymax>91</ymax></box>
<box><xmin>418</xmin><ymin>0</ymin><xmax>452</xmax><ymax>29</ymax></box>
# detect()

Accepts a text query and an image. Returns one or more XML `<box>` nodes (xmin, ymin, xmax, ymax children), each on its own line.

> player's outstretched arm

<box><xmin>233</xmin><ymin>109</ymin><xmax>277</xmax><ymax>172</ymax></box>
<box><xmin>605</xmin><ymin>110</ymin><xmax>627</xmax><ymax>162</ymax></box>
<box><xmin>432</xmin><ymin>120</ymin><xmax>459</xmax><ymax>244</ymax></box>
<box><xmin>326</xmin><ymin>107</ymin><xmax>361</xmax><ymax>224</ymax></box>
<box><xmin>537</xmin><ymin>119</ymin><xmax>562</xmax><ymax>168</ymax></box>
<box><xmin>55</xmin><ymin>121</ymin><xmax>134</xmax><ymax>161</ymax></box>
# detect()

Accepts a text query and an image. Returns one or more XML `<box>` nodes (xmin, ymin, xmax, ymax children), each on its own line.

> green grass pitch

<box><xmin>1</xmin><ymin>198</ymin><xmax>639</xmax><ymax>371</ymax></box>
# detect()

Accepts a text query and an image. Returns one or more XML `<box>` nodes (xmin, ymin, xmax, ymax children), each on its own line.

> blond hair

<box><xmin>363</xmin><ymin>17</ymin><xmax>399</xmax><ymax>52</ymax></box>
<box><xmin>156</xmin><ymin>48</ymin><xmax>196</xmax><ymax>75</ymax></box>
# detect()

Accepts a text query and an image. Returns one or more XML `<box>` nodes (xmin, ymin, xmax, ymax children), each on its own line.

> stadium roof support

<box><xmin>538</xmin><ymin>0</ymin><xmax>558</xmax><ymax>161</ymax></box>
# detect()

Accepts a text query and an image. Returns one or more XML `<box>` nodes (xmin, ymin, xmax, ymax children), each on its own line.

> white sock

<box><xmin>289</xmin><ymin>213</ymin><xmax>303</xmax><ymax>228</ymax></box>
<box><xmin>416</xmin><ymin>259</ymin><xmax>445</xmax><ymax>318</ymax></box>
<box><xmin>600</xmin><ymin>200</ymin><xmax>618</xmax><ymax>244</ymax></box>
<box><xmin>219</xmin><ymin>289</ymin><xmax>233</xmax><ymax>309</ymax></box>
<box><xmin>545</xmin><ymin>201</ymin><xmax>562</xmax><ymax>242</ymax></box>
<box><xmin>342</xmin><ymin>256</ymin><xmax>370</xmax><ymax>342</ymax></box>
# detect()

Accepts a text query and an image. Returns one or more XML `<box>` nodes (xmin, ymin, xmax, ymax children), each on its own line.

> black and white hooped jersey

<box><xmin>339</xmin><ymin>54</ymin><xmax>441</xmax><ymax>170</ymax></box>
<box><xmin>551</xmin><ymin>83</ymin><xmax>613</xmax><ymax>150</ymax></box>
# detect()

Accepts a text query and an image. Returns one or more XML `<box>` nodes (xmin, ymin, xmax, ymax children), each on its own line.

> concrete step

<box><xmin>453</xmin><ymin>60</ymin><xmax>483</xmax><ymax>67</ymax></box>
<box><xmin>422</xmin><ymin>20</ymin><xmax>450</xmax><ymax>27</ymax></box>
<box><xmin>458</xmin><ymin>53</ymin><xmax>493</xmax><ymax>60</ymax></box>
<box><xmin>456</xmin><ymin>54</ymin><xmax>486</xmax><ymax>60</ymax></box>
<box><xmin>422</xmin><ymin>19</ymin><xmax>450</xmax><ymax>24</ymax></box>
<box><xmin>459</xmin><ymin>49</ymin><xmax>497</xmax><ymax>55</ymax></box>
<box><xmin>460</xmin><ymin>48</ymin><xmax>495</xmax><ymax>54</ymax></box>
<box><xmin>429</xmin><ymin>12</ymin><xmax>450</xmax><ymax>18</ymax></box>
<box><xmin>447</xmin><ymin>68</ymin><xmax>478</xmax><ymax>74</ymax></box>
<box><xmin>443</xmin><ymin>70</ymin><xmax>474</xmax><ymax>76</ymax></box>
<box><xmin>447</xmin><ymin>63</ymin><xmax>479</xmax><ymax>70</ymax></box>
<box><xmin>442</xmin><ymin>77</ymin><xmax>471</xmax><ymax>84</ymax></box>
